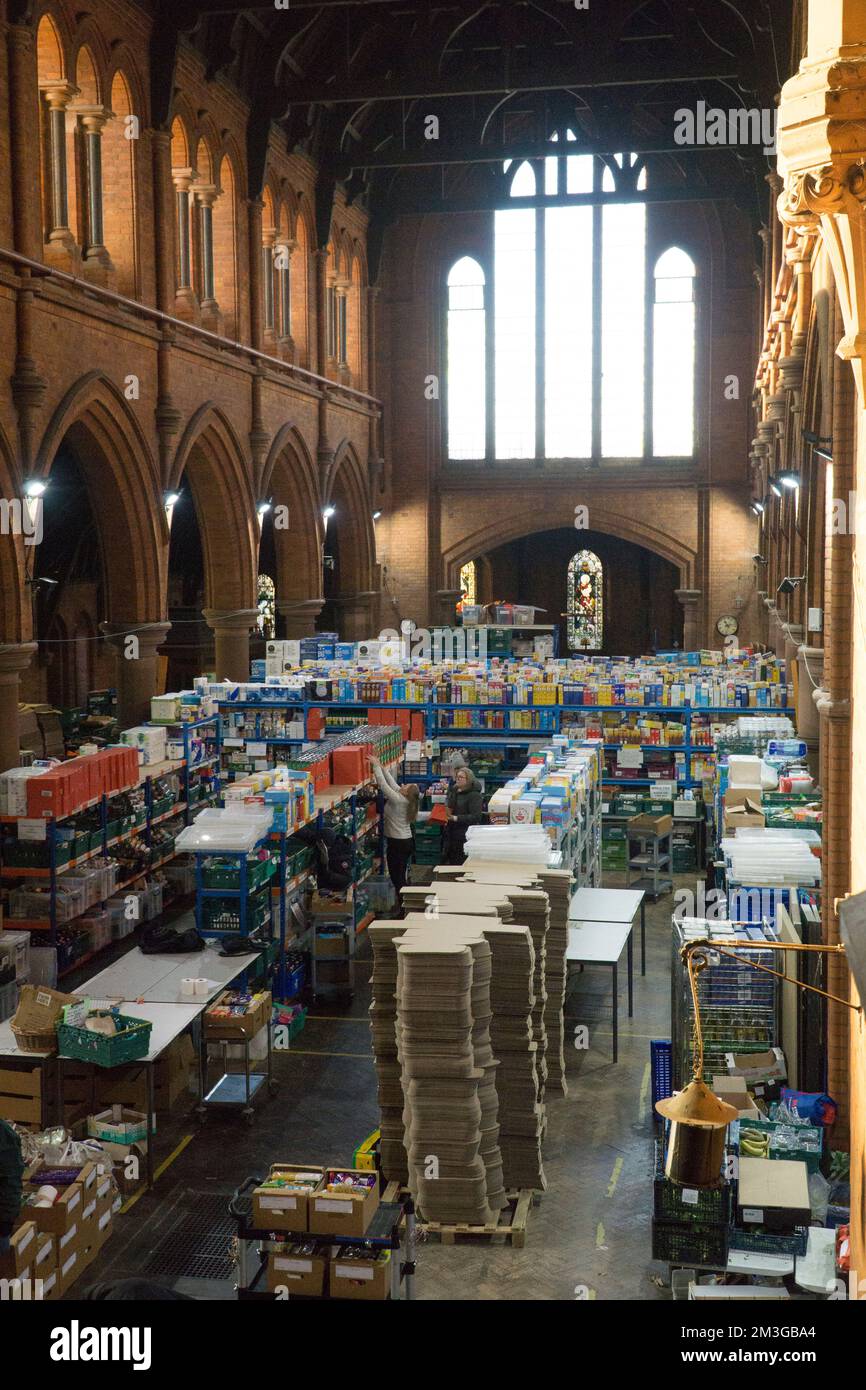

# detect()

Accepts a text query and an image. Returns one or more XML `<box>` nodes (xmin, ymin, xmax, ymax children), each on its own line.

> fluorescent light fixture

<box><xmin>23</xmin><ymin>478</ymin><xmax>47</xmax><ymax>499</ymax></box>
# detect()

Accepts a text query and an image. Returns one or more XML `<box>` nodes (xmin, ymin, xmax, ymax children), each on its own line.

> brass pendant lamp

<box><xmin>657</xmin><ymin>936</ymin><xmax>860</xmax><ymax>1188</ymax></box>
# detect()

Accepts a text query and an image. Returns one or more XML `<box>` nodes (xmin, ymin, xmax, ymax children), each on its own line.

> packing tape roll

<box><xmin>194</xmin><ymin>978</ymin><xmax>210</xmax><ymax>997</ymax></box>
<box><xmin>35</xmin><ymin>1185</ymin><xmax>58</xmax><ymax>1207</ymax></box>
<box><xmin>181</xmin><ymin>978</ymin><xmax>198</xmax><ymax>997</ymax></box>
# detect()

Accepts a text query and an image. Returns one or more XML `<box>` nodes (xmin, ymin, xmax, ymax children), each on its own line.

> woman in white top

<box><xmin>370</xmin><ymin>756</ymin><xmax>420</xmax><ymax>894</ymax></box>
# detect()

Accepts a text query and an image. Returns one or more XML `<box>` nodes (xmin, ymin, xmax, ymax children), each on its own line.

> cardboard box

<box><xmin>627</xmin><ymin>813</ymin><xmax>673</xmax><ymax>837</ymax></box>
<box><xmin>314</xmin><ymin>934</ymin><xmax>348</xmax><ymax>959</ymax></box>
<box><xmin>205</xmin><ymin>990</ymin><xmax>271</xmax><ymax>1041</ymax></box>
<box><xmin>252</xmin><ymin>1166</ymin><xmax>325</xmax><ymax>1232</ymax></box>
<box><xmin>328</xmin><ymin>1248</ymin><xmax>391</xmax><ymax>1300</ymax></box>
<box><xmin>266</xmin><ymin>1250</ymin><xmax>327</xmax><ymax>1297</ymax></box>
<box><xmin>23</xmin><ymin>1165</ymin><xmax>90</xmax><ymax>1236</ymax></box>
<box><xmin>723</xmin><ymin>791</ymin><xmax>765</xmax><ymax>831</ymax></box>
<box><xmin>737</xmin><ymin>1156</ymin><xmax>811</xmax><ymax>1231</ymax></box>
<box><xmin>39</xmin><ymin>1265</ymin><xmax>60</xmax><ymax>1301</ymax></box>
<box><xmin>87</xmin><ymin>1105</ymin><xmax>148</xmax><ymax>1145</ymax></box>
<box><xmin>0</xmin><ymin>1220</ymin><xmax>38</xmax><ymax>1279</ymax></box>
<box><xmin>52</xmin><ymin>1221</ymin><xmax>81</xmax><ymax>1274</ymax></box>
<box><xmin>725</xmin><ymin>1047</ymin><xmax>787</xmax><ymax>1101</ymax></box>
<box><xmin>712</xmin><ymin>1074</ymin><xmax>762</xmax><ymax>1121</ymax></box>
<box><xmin>56</xmin><ymin>1241</ymin><xmax>82</xmax><ymax>1297</ymax></box>
<box><xmin>33</xmin><ymin>1231</ymin><xmax>56</xmax><ymax>1282</ymax></box>
<box><xmin>308</xmin><ymin>1170</ymin><xmax>379</xmax><ymax>1238</ymax></box>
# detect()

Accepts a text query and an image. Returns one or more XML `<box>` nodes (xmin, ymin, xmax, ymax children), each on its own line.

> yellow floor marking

<box><xmin>596</xmin><ymin>1222</ymin><xmax>606</xmax><ymax>1249</ymax></box>
<box><xmin>284</xmin><ymin>1048</ymin><xmax>374</xmax><ymax>1059</ymax></box>
<box><xmin>606</xmin><ymin>1156</ymin><xmax>624</xmax><ymax>1198</ymax></box>
<box><xmin>638</xmin><ymin>1061</ymin><xmax>651</xmax><ymax>1117</ymax></box>
<box><xmin>119</xmin><ymin>1133</ymin><xmax>195</xmax><ymax>1213</ymax></box>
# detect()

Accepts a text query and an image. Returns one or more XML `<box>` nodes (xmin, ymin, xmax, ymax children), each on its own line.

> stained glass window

<box><xmin>257</xmin><ymin>573</ymin><xmax>276</xmax><ymax>640</ymax></box>
<box><xmin>459</xmin><ymin>561</ymin><xmax>477</xmax><ymax>606</ymax></box>
<box><xmin>567</xmin><ymin>551</ymin><xmax>603</xmax><ymax>651</ymax></box>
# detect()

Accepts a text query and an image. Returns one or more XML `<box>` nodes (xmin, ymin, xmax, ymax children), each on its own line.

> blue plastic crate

<box><xmin>651</xmin><ymin>1039</ymin><xmax>673</xmax><ymax>1112</ymax></box>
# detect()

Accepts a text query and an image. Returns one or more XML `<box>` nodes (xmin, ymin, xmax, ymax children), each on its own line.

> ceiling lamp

<box><xmin>658</xmin><ymin>937</ymin><xmax>860</xmax><ymax>1188</ymax></box>
<box><xmin>779</xmin><ymin>470</ymin><xmax>800</xmax><ymax>489</ymax></box>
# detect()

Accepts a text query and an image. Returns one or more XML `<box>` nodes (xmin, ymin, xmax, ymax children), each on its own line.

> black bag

<box><xmin>140</xmin><ymin>922</ymin><xmax>205</xmax><ymax>954</ymax></box>
<box><xmin>316</xmin><ymin>829</ymin><xmax>354</xmax><ymax>891</ymax></box>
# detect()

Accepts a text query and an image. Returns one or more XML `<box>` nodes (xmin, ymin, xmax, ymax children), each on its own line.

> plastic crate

<box><xmin>0</xmin><ymin>979</ymin><xmax>19</xmax><ymax>1023</ymax></box>
<box><xmin>653</xmin><ymin>1141</ymin><xmax>731</xmax><ymax>1223</ymax></box>
<box><xmin>651</xmin><ymin>1039</ymin><xmax>673</xmax><ymax>1114</ymax></box>
<box><xmin>202</xmin><ymin>856</ymin><xmax>277</xmax><ymax>892</ymax></box>
<box><xmin>652</xmin><ymin>1218</ymin><xmax>727</xmax><ymax>1268</ymax></box>
<box><xmin>57</xmin><ymin>1012</ymin><xmax>153</xmax><ymax>1066</ymax></box>
<box><xmin>728</xmin><ymin>1226</ymin><xmax>808</xmax><ymax>1257</ymax></box>
<box><xmin>203</xmin><ymin>888</ymin><xmax>272</xmax><ymax>933</ymax></box>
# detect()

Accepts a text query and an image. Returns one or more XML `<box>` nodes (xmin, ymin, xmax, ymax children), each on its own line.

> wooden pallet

<box><xmin>382</xmin><ymin>1182</ymin><xmax>535</xmax><ymax>1248</ymax></box>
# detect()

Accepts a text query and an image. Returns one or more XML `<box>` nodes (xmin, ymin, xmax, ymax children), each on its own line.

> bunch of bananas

<box><xmin>740</xmin><ymin>1128</ymin><xmax>770</xmax><ymax>1158</ymax></box>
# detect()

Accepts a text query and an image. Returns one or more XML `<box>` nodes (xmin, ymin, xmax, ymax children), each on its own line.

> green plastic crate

<box><xmin>652</xmin><ymin>1218</ymin><xmax>727</xmax><ymax>1267</ymax></box>
<box><xmin>202</xmin><ymin>856</ymin><xmax>277</xmax><ymax>892</ymax></box>
<box><xmin>57</xmin><ymin>1013</ymin><xmax>152</xmax><ymax>1067</ymax></box>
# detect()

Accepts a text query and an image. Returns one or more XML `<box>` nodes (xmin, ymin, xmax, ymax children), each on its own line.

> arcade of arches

<box><xmin>1</xmin><ymin>0</ymin><xmax>866</xmax><ymax>1297</ymax></box>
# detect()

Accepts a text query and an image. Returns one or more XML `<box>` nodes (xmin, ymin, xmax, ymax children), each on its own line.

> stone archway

<box><xmin>33</xmin><ymin>374</ymin><xmax>165</xmax><ymax>724</ymax></box>
<box><xmin>260</xmin><ymin>424</ymin><xmax>324</xmax><ymax>636</ymax></box>
<box><xmin>324</xmin><ymin>441</ymin><xmax>378</xmax><ymax>639</ymax></box>
<box><xmin>170</xmin><ymin>404</ymin><xmax>259</xmax><ymax>678</ymax></box>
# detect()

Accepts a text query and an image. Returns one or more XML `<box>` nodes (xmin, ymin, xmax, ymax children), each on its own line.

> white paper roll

<box><xmin>194</xmin><ymin>978</ymin><xmax>209</xmax><ymax>997</ymax></box>
<box><xmin>35</xmin><ymin>1185</ymin><xmax>58</xmax><ymax>1207</ymax></box>
<box><xmin>181</xmin><ymin>978</ymin><xmax>197</xmax><ymax>997</ymax></box>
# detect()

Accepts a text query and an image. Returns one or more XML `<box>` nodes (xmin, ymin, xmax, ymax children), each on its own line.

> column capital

<box><xmin>674</xmin><ymin>588</ymin><xmax>701</xmax><ymax>607</ymax></box>
<box><xmin>202</xmin><ymin>607</ymin><xmax>259</xmax><ymax>635</ymax></box>
<box><xmin>0</xmin><ymin>642</ymin><xmax>38</xmax><ymax>682</ymax></box>
<box><xmin>100</xmin><ymin>621</ymin><xmax>171</xmax><ymax>658</ymax></box>
<box><xmin>193</xmin><ymin>183</ymin><xmax>219</xmax><ymax>207</ymax></box>
<box><xmin>73</xmin><ymin>104</ymin><xmax>112</xmax><ymax>134</ymax></box>
<box><xmin>40</xmin><ymin>81</ymin><xmax>78</xmax><ymax>109</ymax></box>
<box><xmin>276</xmin><ymin>598</ymin><xmax>326</xmax><ymax>618</ymax></box>
<box><xmin>172</xmin><ymin>166</ymin><xmax>198</xmax><ymax>192</ymax></box>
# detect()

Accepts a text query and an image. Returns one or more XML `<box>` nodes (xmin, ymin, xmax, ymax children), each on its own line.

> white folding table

<box><xmin>569</xmin><ymin>886</ymin><xmax>647</xmax><ymax>975</ymax></box>
<box><xmin>566</xmin><ymin>920</ymin><xmax>633</xmax><ymax>1063</ymax></box>
<box><xmin>81</xmin><ymin>945</ymin><xmax>260</xmax><ymax>1004</ymax></box>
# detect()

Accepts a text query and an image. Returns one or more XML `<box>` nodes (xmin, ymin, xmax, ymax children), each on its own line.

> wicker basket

<box><xmin>11</xmin><ymin>984</ymin><xmax>81</xmax><ymax>1054</ymax></box>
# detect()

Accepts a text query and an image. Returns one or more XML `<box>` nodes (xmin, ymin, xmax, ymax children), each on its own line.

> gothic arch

<box><xmin>170</xmin><ymin>405</ymin><xmax>258</xmax><ymax>611</ymax></box>
<box><xmin>325</xmin><ymin>441</ymin><xmax>377</xmax><ymax>611</ymax></box>
<box><xmin>442</xmin><ymin>499</ymin><xmax>697</xmax><ymax>591</ymax></box>
<box><xmin>260</xmin><ymin>424</ymin><xmax>323</xmax><ymax>607</ymax></box>
<box><xmin>35</xmin><ymin>373</ymin><xmax>164</xmax><ymax>621</ymax></box>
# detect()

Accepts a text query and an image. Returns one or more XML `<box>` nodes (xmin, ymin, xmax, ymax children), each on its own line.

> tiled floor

<box><xmin>78</xmin><ymin>878</ymin><xmax>678</xmax><ymax>1301</ymax></box>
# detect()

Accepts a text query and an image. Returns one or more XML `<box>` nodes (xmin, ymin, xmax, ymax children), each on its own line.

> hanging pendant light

<box><xmin>655</xmin><ymin>1081</ymin><xmax>738</xmax><ymax>1188</ymax></box>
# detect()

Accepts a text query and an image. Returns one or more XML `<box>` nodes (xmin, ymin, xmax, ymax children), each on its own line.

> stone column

<box><xmin>261</xmin><ymin>228</ymin><xmax>276</xmax><ymax>348</ymax></box>
<box><xmin>0</xmin><ymin>644</ymin><xmax>38</xmax><ymax>773</ymax></box>
<box><xmin>797</xmin><ymin>645</ymin><xmax>824</xmax><ymax>776</ymax></box>
<box><xmin>277</xmin><ymin>598</ymin><xmax>325</xmax><ymax>639</ymax></box>
<box><xmin>77</xmin><ymin>107</ymin><xmax>113</xmax><ymax>275</ymax></box>
<box><xmin>315</xmin><ymin>249</ymin><xmax>333</xmax><ymax>477</ymax></box>
<box><xmin>202</xmin><ymin>609</ymin><xmax>259</xmax><ymax>681</ymax></box>
<box><xmin>275</xmin><ymin>240</ymin><xmax>296</xmax><ymax>358</ymax></box>
<box><xmin>247</xmin><ymin>199</ymin><xmax>264</xmax><ymax>352</ymax></box>
<box><xmin>40</xmin><ymin>82</ymin><xmax>78</xmax><ymax>264</ymax></box>
<box><xmin>195</xmin><ymin>185</ymin><xmax>221</xmax><ymax>331</ymax></box>
<box><xmin>101</xmin><ymin>623</ymin><xmax>171</xmax><ymax>727</ymax></box>
<box><xmin>171</xmin><ymin>168</ymin><xmax>198</xmax><ymax>319</ymax></box>
<box><xmin>674</xmin><ymin>589</ymin><xmax>701</xmax><ymax>651</ymax></box>
<box><xmin>435</xmin><ymin>589</ymin><xmax>464</xmax><ymax>627</ymax></box>
<box><xmin>783</xmin><ymin>622</ymin><xmax>805</xmax><ymax>685</ymax></box>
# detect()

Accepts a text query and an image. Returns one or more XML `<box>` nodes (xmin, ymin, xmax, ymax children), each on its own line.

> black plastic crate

<box><xmin>652</xmin><ymin>1218</ymin><xmax>728</xmax><ymax>1268</ymax></box>
<box><xmin>653</xmin><ymin>1141</ymin><xmax>731</xmax><ymax>1223</ymax></box>
<box><xmin>728</xmin><ymin>1226</ymin><xmax>808</xmax><ymax>1257</ymax></box>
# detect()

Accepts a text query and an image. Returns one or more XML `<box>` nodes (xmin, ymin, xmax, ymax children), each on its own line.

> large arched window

<box><xmin>447</xmin><ymin>256</ymin><xmax>486</xmax><ymax>460</ymax></box>
<box><xmin>653</xmin><ymin>248</ymin><xmax>697</xmax><ymax>457</ymax></box>
<box><xmin>567</xmin><ymin>550</ymin><xmax>603</xmax><ymax>651</ymax></box>
<box><xmin>446</xmin><ymin>138</ymin><xmax>697</xmax><ymax>465</ymax></box>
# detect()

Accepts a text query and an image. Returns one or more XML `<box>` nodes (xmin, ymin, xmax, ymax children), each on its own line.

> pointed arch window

<box><xmin>567</xmin><ymin>551</ymin><xmax>603</xmax><ymax>651</ymax></box>
<box><xmin>444</xmin><ymin>142</ymin><xmax>697</xmax><ymax>466</ymax></box>
<box><xmin>653</xmin><ymin>247</ymin><xmax>697</xmax><ymax>457</ymax></box>
<box><xmin>447</xmin><ymin>256</ymin><xmax>486</xmax><ymax>460</ymax></box>
<box><xmin>459</xmin><ymin>560</ymin><xmax>477</xmax><ymax>606</ymax></box>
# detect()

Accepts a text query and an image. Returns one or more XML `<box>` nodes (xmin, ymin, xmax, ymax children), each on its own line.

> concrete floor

<box><xmin>78</xmin><ymin>874</ymin><xmax>678</xmax><ymax>1301</ymax></box>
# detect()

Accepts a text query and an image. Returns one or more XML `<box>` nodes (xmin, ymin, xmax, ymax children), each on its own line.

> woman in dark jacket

<box><xmin>441</xmin><ymin>767</ymin><xmax>484</xmax><ymax>865</ymax></box>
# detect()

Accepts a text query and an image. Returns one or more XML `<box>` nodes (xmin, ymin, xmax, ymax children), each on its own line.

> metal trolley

<box><xmin>229</xmin><ymin>1176</ymin><xmax>417</xmax><ymax>1301</ymax></box>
